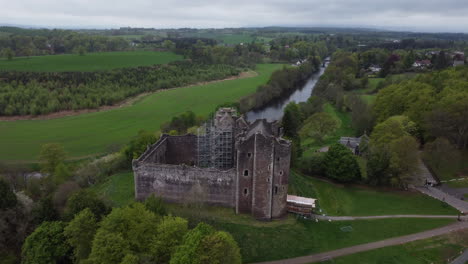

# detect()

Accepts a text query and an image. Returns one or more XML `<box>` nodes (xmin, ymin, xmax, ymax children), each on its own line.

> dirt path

<box><xmin>252</xmin><ymin>221</ymin><xmax>468</xmax><ymax>264</ymax></box>
<box><xmin>313</xmin><ymin>214</ymin><xmax>467</xmax><ymax>221</ymax></box>
<box><xmin>0</xmin><ymin>71</ymin><xmax>257</xmax><ymax>121</ymax></box>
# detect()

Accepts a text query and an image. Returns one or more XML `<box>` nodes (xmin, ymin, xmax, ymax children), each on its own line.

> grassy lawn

<box><xmin>0</xmin><ymin>63</ymin><xmax>282</xmax><ymax>162</ymax></box>
<box><xmin>217</xmin><ymin>218</ymin><xmax>454</xmax><ymax>263</ymax></box>
<box><xmin>88</xmin><ymin>171</ymin><xmax>135</xmax><ymax>207</ymax></box>
<box><xmin>367</xmin><ymin>78</ymin><xmax>384</xmax><ymax>91</ymax></box>
<box><xmin>330</xmin><ymin>230</ymin><xmax>468</xmax><ymax>264</ymax></box>
<box><xmin>0</xmin><ymin>51</ymin><xmax>182</xmax><ymax>72</ymax></box>
<box><xmin>302</xmin><ymin>103</ymin><xmax>356</xmax><ymax>158</ymax></box>
<box><xmin>290</xmin><ymin>172</ymin><xmax>458</xmax><ymax>216</ymax></box>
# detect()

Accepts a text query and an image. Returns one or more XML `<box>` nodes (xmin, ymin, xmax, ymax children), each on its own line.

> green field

<box><xmin>331</xmin><ymin>231</ymin><xmax>467</xmax><ymax>264</ymax></box>
<box><xmin>290</xmin><ymin>172</ymin><xmax>458</xmax><ymax>216</ymax></box>
<box><xmin>88</xmin><ymin>171</ymin><xmax>455</xmax><ymax>263</ymax></box>
<box><xmin>88</xmin><ymin>171</ymin><xmax>135</xmax><ymax>207</ymax></box>
<box><xmin>0</xmin><ymin>51</ymin><xmax>182</xmax><ymax>72</ymax></box>
<box><xmin>0</xmin><ymin>64</ymin><xmax>282</xmax><ymax>162</ymax></box>
<box><xmin>217</xmin><ymin>218</ymin><xmax>453</xmax><ymax>263</ymax></box>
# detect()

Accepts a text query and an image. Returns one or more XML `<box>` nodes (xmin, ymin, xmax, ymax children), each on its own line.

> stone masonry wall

<box><xmin>133</xmin><ymin>161</ymin><xmax>236</xmax><ymax>207</ymax></box>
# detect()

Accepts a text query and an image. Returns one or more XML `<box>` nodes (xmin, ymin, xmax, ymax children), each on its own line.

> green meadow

<box><xmin>0</xmin><ymin>63</ymin><xmax>283</xmax><ymax>162</ymax></box>
<box><xmin>0</xmin><ymin>51</ymin><xmax>182</xmax><ymax>72</ymax></box>
<box><xmin>331</xmin><ymin>231</ymin><xmax>468</xmax><ymax>264</ymax></box>
<box><xmin>290</xmin><ymin>172</ymin><xmax>458</xmax><ymax>216</ymax></box>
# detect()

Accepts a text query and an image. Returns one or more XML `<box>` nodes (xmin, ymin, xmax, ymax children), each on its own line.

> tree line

<box><xmin>0</xmin><ymin>61</ymin><xmax>240</xmax><ymax>115</ymax></box>
<box><xmin>0</xmin><ymin>27</ymin><xmax>130</xmax><ymax>58</ymax></box>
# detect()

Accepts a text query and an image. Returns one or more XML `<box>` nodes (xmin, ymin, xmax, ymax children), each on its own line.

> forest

<box><xmin>0</xmin><ymin>62</ymin><xmax>240</xmax><ymax>115</ymax></box>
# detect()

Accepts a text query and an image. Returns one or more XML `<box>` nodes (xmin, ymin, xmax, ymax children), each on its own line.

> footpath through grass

<box><xmin>290</xmin><ymin>172</ymin><xmax>458</xmax><ymax>216</ymax></box>
<box><xmin>0</xmin><ymin>51</ymin><xmax>182</xmax><ymax>72</ymax></box>
<box><xmin>0</xmin><ymin>63</ymin><xmax>282</xmax><ymax>162</ymax></box>
<box><xmin>331</xmin><ymin>230</ymin><xmax>468</xmax><ymax>264</ymax></box>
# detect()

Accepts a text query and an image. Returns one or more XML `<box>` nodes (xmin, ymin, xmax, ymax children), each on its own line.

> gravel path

<box><xmin>252</xmin><ymin>222</ymin><xmax>468</xmax><ymax>264</ymax></box>
<box><xmin>313</xmin><ymin>214</ymin><xmax>467</xmax><ymax>221</ymax></box>
<box><xmin>450</xmin><ymin>249</ymin><xmax>468</xmax><ymax>264</ymax></box>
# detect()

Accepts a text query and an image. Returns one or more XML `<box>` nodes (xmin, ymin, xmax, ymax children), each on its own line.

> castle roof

<box><xmin>245</xmin><ymin>119</ymin><xmax>274</xmax><ymax>139</ymax></box>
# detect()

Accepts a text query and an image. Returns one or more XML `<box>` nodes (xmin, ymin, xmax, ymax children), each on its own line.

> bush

<box><xmin>324</xmin><ymin>144</ymin><xmax>361</xmax><ymax>183</ymax></box>
<box><xmin>298</xmin><ymin>153</ymin><xmax>325</xmax><ymax>176</ymax></box>
<box><xmin>65</xmin><ymin>190</ymin><xmax>110</xmax><ymax>220</ymax></box>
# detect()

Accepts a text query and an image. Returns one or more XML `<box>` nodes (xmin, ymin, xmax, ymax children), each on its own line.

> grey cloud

<box><xmin>1</xmin><ymin>0</ymin><xmax>468</xmax><ymax>32</ymax></box>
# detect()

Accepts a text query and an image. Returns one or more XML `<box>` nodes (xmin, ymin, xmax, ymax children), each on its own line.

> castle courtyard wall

<box><xmin>133</xmin><ymin>161</ymin><xmax>236</xmax><ymax>207</ymax></box>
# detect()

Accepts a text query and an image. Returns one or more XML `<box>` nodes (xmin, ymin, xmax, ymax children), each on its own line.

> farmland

<box><xmin>0</xmin><ymin>51</ymin><xmax>183</xmax><ymax>72</ymax></box>
<box><xmin>0</xmin><ymin>63</ymin><xmax>283</xmax><ymax>162</ymax></box>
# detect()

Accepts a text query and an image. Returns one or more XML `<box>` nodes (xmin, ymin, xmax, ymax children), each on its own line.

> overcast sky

<box><xmin>2</xmin><ymin>0</ymin><xmax>468</xmax><ymax>33</ymax></box>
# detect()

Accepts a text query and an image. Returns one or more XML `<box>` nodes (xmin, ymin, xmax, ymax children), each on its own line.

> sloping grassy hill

<box><xmin>290</xmin><ymin>172</ymin><xmax>458</xmax><ymax>216</ymax></box>
<box><xmin>0</xmin><ymin>51</ymin><xmax>182</xmax><ymax>72</ymax></box>
<box><xmin>0</xmin><ymin>64</ymin><xmax>282</xmax><ymax>162</ymax></box>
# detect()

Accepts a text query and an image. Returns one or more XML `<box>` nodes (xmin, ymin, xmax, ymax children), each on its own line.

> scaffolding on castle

<box><xmin>197</xmin><ymin>120</ymin><xmax>234</xmax><ymax>170</ymax></box>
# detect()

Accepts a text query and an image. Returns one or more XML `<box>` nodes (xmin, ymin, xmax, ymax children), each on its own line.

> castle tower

<box><xmin>235</xmin><ymin>119</ymin><xmax>291</xmax><ymax>220</ymax></box>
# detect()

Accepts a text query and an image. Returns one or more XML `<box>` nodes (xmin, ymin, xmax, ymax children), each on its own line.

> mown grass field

<box><xmin>0</xmin><ymin>51</ymin><xmax>182</xmax><ymax>72</ymax></box>
<box><xmin>331</xmin><ymin>230</ymin><xmax>468</xmax><ymax>264</ymax></box>
<box><xmin>290</xmin><ymin>172</ymin><xmax>458</xmax><ymax>216</ymax></box>
<box><xmin>0</xmin><ymin>63</ymin><xmax>283</xmax><ymax>162</ymax></box>
<box><xmin>89</xmin><ymin>171</ymin><xmax>455</xmax><ymax>263</ymax></box>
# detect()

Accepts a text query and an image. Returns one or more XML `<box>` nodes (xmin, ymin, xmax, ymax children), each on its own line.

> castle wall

<box><xmin>140</xmin><ymin>137</ymin><xmax>167</xmax><ymax>163</ymax></box>
<box><xmin>165</xmin><ymin>134</ymin><xmax>197</xmax><ymax>165</ymax></box>
<box><xmin>271</xmin><ymin>139</ymin><xmax>290</xmax><ymax>218</ymax></box>
<box><xmin>251</xmin><ymin>133</ymin><xmax>274</xmax><ymax>220</ymax></box>
<box><xmin>133</xmin><ymin>161</ymin><xmax>235</xmax><ymax>207</ymax></box>
<box><xmin>236</xmin><ymin>135</ymin><xmax>255</xmax><ymax>214</ymax></box>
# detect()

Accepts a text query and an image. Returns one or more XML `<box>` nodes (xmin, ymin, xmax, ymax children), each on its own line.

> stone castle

<box><xmin>132</xmin><ymin>108</ymin><xmax>291</xmax><ymax>220</ymax></box>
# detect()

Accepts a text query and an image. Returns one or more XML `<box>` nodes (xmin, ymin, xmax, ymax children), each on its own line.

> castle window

<box><xmin>267</xmin><ymin>177</ymin><xmax>270</xmax><ymax>182</ymax></box>
<box><xmin>277</xmin><ymin>157</ymin><xmax>280</xmax><ymax>162</ymax></box>
<box><xmin>279</xmin><ymin>170</ymin><xmax>283</xmax><ymax>176</ymax></box>
<box><xmin>274</xmin><ymin>186</ymin><xmax>278</xmax><ymax>195</ymax></box>
<box><xmin>244</xmin><ymin>170</ymin><xmax>249</xmax><ymax>176</ymax></box>
<box><xmin>247</xmin><ymin>152</ymin><xmax>252</xmax><ymax>158</ymax></box>
<box><xmin>243</xmin><ymin>188</ymin><xmax>248</xmax><ymax>196</ymax></box>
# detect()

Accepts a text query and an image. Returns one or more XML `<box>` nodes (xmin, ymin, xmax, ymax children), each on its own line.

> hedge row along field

<box><xmin>0</xmin><ymin>51</ymin><xmax>183</xmax><ymax>72</ymax></box>
<box><xmin>0</xmin><ymin>63</ymin><xmax>283</xmax><ymax>162</ymax></box>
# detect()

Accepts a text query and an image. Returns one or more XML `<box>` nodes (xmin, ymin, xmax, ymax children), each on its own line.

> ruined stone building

<box><xmin>132</xmin><ymin>108</ymin><xmax>291</xmax><ymax>220</ymax></box>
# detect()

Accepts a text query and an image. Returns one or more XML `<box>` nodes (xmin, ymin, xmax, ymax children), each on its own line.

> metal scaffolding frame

<box><xmin>197</xmin><ymin>120</ymin><xmax>234</xmax><ymax>170</ymax></box>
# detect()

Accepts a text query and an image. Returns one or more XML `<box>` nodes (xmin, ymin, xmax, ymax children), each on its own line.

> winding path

<box><xmin>252</xmin><ymin>221</ymin><xmax>468</xmax><ymax>264</ymax></box>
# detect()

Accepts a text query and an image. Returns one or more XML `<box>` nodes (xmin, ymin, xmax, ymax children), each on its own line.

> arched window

<box><xmin>244</xmin><ymin>170</ymin><xmax>249</xmax><ymax>176</ymax></box>
<box><xmin>243</xmin><ymin>188</ymin><xmax>249</xmax><ymax>196</ymax></box>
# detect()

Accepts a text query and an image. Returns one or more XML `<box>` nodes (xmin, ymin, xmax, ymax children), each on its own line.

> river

<box><xmin>245</xmin><ymin>62</ymin><xmax>328</xmax><ymax>122</ymax></box>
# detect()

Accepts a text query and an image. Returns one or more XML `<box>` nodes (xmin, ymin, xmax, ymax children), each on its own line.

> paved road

<box><xmin>313</xmin><ymin>214</ymin><xmax>467</xmax><ymax>221</ymax></box>
<box><xmin>252</xmin><ymin>222</ymin><xmax>468</xmax><ymax>264</ymax></box>
<box><xmin>451</xmin><ymin>249</ymin><xmax>468</xmax><ymax>264</ymax></box>
<box><xmin>416</xmin><ymin>186</ymin><xmax>468</xmax><ymax>213</ymax></box>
